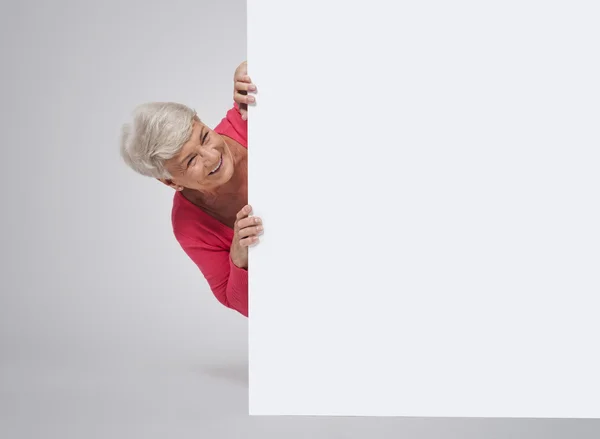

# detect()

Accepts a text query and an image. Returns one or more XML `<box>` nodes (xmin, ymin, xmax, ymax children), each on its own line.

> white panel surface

<box><xmin>248</xmin><ymin>0</ymin><xmax>600</xmax><ymax>417</ymax></box>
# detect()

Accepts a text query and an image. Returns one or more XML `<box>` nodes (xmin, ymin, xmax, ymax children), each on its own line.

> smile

<box><xmin>209</xmin><ymin>155</ymin><xmax>223</xmax><ymax>175</ymax></box>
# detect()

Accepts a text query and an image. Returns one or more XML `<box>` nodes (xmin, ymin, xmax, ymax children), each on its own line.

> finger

<box><xmin>239</xmin><ymin>236</ymin><xmax>260</xmax><ymax>247</ymax></box>
<box><xmin>236</xmin><ymin>205</ymin><xmax>252</xmax><ymax>221</ymax></box>
<box><xmin>234</xmin><ymin>74</ymin><xmax>251</xmax><ymax>83</ymax></box>
<box><xmin>233</xmin><ymin>75</ymin><xmax>252</xmax><ymax>85</ymax></box>
<box><xmin>237</xmin><ymin>215</ymin><xmax>261</xmax><ymax>230</ymax></box>
<box><xmin>241</xmin><ymin>109</ymin><xmax>247</xmax><ymax>121</ymax></box>
<box><xmin>234</xmin><ymin>92</ymin><xmax>255</xmax><ymax>105</ymax></box>
<box><xmin>234</xmin><ymin>81</ymin><xmax>256</xmax><ymax>93</ymax></box>
<box><xmin>238</xmin><ymin>224</ymin><xmax>263</xmax><ymax>239</ymax></box>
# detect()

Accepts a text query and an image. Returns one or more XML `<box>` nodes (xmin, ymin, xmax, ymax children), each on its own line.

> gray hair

<box><xmin>119</xmin><ymin>102</ymin><xmax>197</xmax><ymax>179</ymax></box>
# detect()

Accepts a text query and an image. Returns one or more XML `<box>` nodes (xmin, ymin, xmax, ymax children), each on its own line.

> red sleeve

<box><xmin>176</xmin><ymin>234</ymin><xmax>248</xmax><ymax>317</ymax></box>
<box><xmin>214</xmin><ymin>102</ymin><xmax>248</xmax><ymax>148</ymax></box>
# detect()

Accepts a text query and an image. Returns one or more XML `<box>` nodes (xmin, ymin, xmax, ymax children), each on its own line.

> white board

<box><xmin>248</xmin><ymin>0</ymin><xmax>600</xmax><ymax>417</ymax></box>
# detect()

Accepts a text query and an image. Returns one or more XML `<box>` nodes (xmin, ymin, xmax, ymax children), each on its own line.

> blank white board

<box><xmin>248</xmin><ymin>0</ymin><xmax>600</xmax><ymax>417</ymax></box>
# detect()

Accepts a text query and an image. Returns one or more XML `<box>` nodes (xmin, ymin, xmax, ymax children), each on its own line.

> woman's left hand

<box><xmin>233</xmin><ymin>61</ymin><xmax>256</xmax><ymax>120</ymax></box>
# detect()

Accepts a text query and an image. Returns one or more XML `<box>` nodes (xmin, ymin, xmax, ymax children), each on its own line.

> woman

<box><xmin>119</xmin><ymin>61</ymin><xmax>259</xmax><ymax>318</ymax></box>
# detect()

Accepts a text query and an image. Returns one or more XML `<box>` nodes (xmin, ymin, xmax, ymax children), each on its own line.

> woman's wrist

<box><xmin>230</xmin><ymin>252</ymin><xmax>247</xmax><ymax>270</ymax></box>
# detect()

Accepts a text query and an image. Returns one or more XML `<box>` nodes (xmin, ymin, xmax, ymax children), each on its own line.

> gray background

<box><xmin>0</xmin><ymin>0</ymin><xmax>598</xmax><ymax>437</ymax></box>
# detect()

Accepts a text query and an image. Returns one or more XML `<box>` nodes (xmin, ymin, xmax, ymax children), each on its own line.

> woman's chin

<box><xmin>209</xmin><ymin>165</ymin><xmax>234</xmax><ymax>189</ymax></box>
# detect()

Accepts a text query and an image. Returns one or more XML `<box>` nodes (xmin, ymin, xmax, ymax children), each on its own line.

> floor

<box><xmin>2</xmin><ymin>349</ymin><xmax>599</xmax><ymax>439</ymax></box>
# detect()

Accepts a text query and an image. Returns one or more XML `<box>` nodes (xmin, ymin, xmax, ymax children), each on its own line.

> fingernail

<box><xmin>257</xmin><ymin>226</ymin><xmax>263</xmax><ymax>232</ymax></box>
<box><xmin>255</xmin><ymin>217</ymin><xmax>261</xmax><ymax>224</ymax></box>
<box><xmin>249</xmin><ymin>85</ymin><xmax>256</xmax><ymax>91</ymax></box>
<box><xmin>248</xmin><ymin>96</ymin><xmax>255</xmax><ymax>103</ymax></box>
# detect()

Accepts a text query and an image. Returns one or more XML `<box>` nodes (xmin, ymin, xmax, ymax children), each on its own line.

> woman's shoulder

<box><xmin>170</xmin><ymin>191</ymin><xmax>230</xmax><ymax>249</ymax></box>
<box><xmin>213</xmin><ymin>103</ymin><xmax>247</xmax><ymax>149</ymax></box>
<box><xmin>171</xmin><ymin>192</ymin><xmax>212</xmax><ymax>242</ymax></box>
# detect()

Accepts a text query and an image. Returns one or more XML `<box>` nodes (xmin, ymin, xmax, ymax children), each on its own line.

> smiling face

<box><xmin>161</xmin><ymin>116</ymin><xmax>235</xmax><ymax>193</ymax></box>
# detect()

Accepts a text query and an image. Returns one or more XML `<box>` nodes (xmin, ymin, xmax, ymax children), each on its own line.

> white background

<box><xmin>248</xmin><ymin>0</ymin><xmax>600</xmax><ymax>417</ymax></box>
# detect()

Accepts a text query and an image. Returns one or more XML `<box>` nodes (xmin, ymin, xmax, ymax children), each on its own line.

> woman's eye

<box><xmin>203</xmin><ymin>132</ymin><xmax>209</xmax><ymax>144</ymax></box>
<box><xmin>188</xmin><ymin>155</ymin><xmax>196</xmax><ymax>167</ymax></box>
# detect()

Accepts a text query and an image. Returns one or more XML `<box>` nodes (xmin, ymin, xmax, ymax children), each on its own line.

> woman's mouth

<box><xmin>209</xmin><ymin>155</ymin><xmax>223</xmax><ymax>175</ymax></box>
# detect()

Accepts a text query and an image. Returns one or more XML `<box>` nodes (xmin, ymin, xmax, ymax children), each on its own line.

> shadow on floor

<box><xmin>200</xmin><ymin>362</ymin><xmax>249</xmax><ymax>387</ymax></box>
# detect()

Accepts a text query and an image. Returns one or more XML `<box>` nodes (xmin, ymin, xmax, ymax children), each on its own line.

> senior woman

<box><xmin>119</xmin><ymin>61</ymin><xmax>260</xmax><ymax>318</ymax></box>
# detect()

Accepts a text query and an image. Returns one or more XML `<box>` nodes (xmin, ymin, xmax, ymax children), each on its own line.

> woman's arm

<box><xmin>177</xmin><ymin>237</ymin><xmax>249</xmax><ymax>317</ymax></box>
<box><xmin>174</xmin><ymin>206</ymin><xmax>262</xmax><ymax>318</ymax></box>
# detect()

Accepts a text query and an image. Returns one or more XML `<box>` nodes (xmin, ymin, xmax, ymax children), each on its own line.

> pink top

<box><xmin>171</xmin><ymin>103</ymin><xmax>249</xmax><ymax>317</ymax></box>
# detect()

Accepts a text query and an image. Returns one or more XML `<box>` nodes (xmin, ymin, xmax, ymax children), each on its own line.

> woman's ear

<box><xmin>157</xmin><ymin>179</ymin><xmax>184</xmax><ymax>191</ymax></box>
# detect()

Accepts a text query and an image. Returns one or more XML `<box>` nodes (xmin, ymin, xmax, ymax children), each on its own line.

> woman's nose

<box><xmin>198</xmin><ymin>147</ymin><xmax>218</xmax><ymax>162</ymax></box>
<box><xmin>198</xmin><ymin>146</ymin><xmax>214</xmax><ymax>158</ymax></box>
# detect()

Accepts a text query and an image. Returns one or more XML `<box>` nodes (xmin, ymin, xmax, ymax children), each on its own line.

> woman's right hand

<box><xmin>230</xmin><ymin>205</ymin><xmax>263</xmax><ymax>269</ymax></box>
